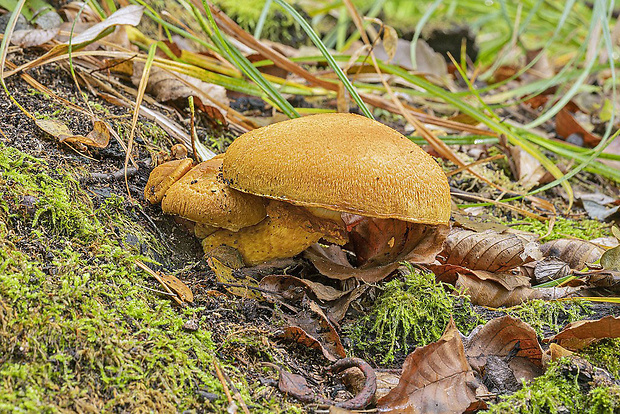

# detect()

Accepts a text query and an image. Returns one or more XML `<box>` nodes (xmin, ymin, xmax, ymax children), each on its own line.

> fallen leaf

<box><xmin>281</xmin><ymin>300</ymin><xmax>346</xmax><ymax>361</ymax></box>
<box><xmin>132</xmin><ymin>63</ymin><xmax>229</xmax><ymax>108</ymax></box>
<box><xmin>556</xmin><ymin>107</ymin><xmax>601</xmax><ymax>147</ymax></box>
<box><xmin>509</xmin><ymin>145</ymin><xmax>547</xmax><ymax>189</ymax></box>
<box><xmin>278</xmin><ymin>370</ymin><xmax>315</xmax><ymax>403</ymax></box>
<box><xmin>374</xmin><ymin>38</ymin><xmax>448</xmax><ymax>77</ymax></box>
<box><xmin>464</xmin><ymin>316</ymin><xmax>543</xmax><ymax>383</ymax></box>
<box><xmin>382</xmin><ymin>25</ymin><xmax>399</xmax><ymax>61</ymax></box>
<box><xmin>532</xmin><ymin>257</ymin><xmax>571</xmax><ymax>285</ymax></box>
<box><xmin>327</xmin><ymin>285</ymin><xmax>369</xmax><ymax>323</ymax></box>
<box><xmin>546</xmin><ymin>316</ymin><xmax>620</xmax><ymax>350</ymax></box>
<box><xmin>600</xmin><ymin>226</ymin><xmax>620</xmax><ymax>271</ymax></box>
<box><xmin>207</xmin><ymin>256</ymin><xmax>261</xmax><ymax>300</ymax></box>
<box><xmin>36</xmin><ymin>119</ymin><xmax>110</xmax><ymax>149</ymax></box>
<box><xmin>12</xmin><ymin>28</ymin><xmax>60</xmax><ymax>47</ymax></box>
<box><xmin>306</xmin><ymin>220</ymin><xmax>448</xmax><ymax>282</ymax></box>
<box><xmin>377</xmin><ymin>318</ymin><xmax>486</xmax><ymax>413</ymax></box>
<box><xmin>159</xmin><ymin>273</ymin><xmax>193</xmax><ymax>303</ymax></box>
<box><xmin>64</xmin><ymin>5</ymin><xmax>145</xmax><ymax>47</ymax></box>
<box><xmin>439</xmin><ymin>229</ymin><xmax>541</xmax><ymax>272</ymax></box>
<box><xmin>540</xmin><ymin>238</ymin><xmax>604</xmax><ymax>270</ymax></box>
<box><xmin>259</xmin><ymin>275</ymin><xmax>351</xmax><ymax>302</ymax></box>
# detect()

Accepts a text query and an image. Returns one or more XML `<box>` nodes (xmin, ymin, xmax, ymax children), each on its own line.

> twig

<box><xmin>213</xmin><ymin>359</ymin><xmax>235</xmax><ymax>407</ymax></box>
<box><xmin>220</xmin><ymin>363</ymin><xmax>251</xmax><ymax>414</ymax></box>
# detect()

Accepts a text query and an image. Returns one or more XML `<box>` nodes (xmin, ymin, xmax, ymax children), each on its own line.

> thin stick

<box><xmin>220</xmin><ymin>364</ymin><xmax>251</xmax><ymax>414</ymax></box>
<box><xmin>213</xmin><ymin>360</ymin><xmax>234</xmax><ymax>406</ymax></box>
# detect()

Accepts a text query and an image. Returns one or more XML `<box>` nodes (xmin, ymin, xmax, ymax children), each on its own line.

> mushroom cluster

<box><xmin>145</xmin><ymin>113</ymin><xmax>451</xmax><ymax>277</ymax></box>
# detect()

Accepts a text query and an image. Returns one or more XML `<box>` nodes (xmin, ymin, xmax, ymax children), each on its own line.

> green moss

<box><xmin>498</xmin><ymin>299</ymin><xmax>592</xmax><ymax>337</ymax></box>
<box><xmin>483</xmin><ymin>360</ymin><xmax>620</xmax><ymax>414</ymax></box>
<box><xmin>580</xmin><ymin>338</ymin><xmax>620</xmax><ymax>378</ymax></box>
<box><xmin>511</xmin><ymin>217</ymin><xmax>610</xmax><ymax>242</ymax></box>
<box><xmin>344</xmin><ymin>264</ymin><xmax>481</xmax><ymax>364</ymax></box>
<box><xmin>0</xmin><ymin>144</ymin><xmax>260</xmax><ymax>412</ymax></box>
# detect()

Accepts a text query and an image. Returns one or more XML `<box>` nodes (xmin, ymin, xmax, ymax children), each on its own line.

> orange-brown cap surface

<box><xmin>162</xmin><ymin>157</ymin><xmax>266</xmax><ymax>231</ymax></box>
<box><xmin>222</xmin><ymin>113</ymin><xmax>451</xmax><ymax>225</ymax></box>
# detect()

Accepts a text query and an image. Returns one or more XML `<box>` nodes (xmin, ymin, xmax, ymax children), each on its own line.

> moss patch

<box><xmin>580</xmin><ymin>338</ymin><xmax>620</xmax><ymax>379</ymax></box>
<box><xmin>511</xmin><ymin>217</ymin><xmax>610</xmax><ymax>241</ymax></box>
<box><xmin>483</xmin><ymin>359</ymin><xmax>620</xmax><ymax>414</ymax></box>
<box><xmin>0</xmin><ymin>144</ymin><xmax>228</xmax><ymax>412</ymax></box>
<box><xmin>344</xmin><ymin>264</ymin><xmax>481</xmax><ymax>364</ymax></box>
<box><xmin>495</xmin><ymin>299</ymin><xmax>592</xmax><ymax>337</ymax></box>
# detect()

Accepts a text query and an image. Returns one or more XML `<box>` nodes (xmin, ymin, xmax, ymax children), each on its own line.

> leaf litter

<box><xmin>0</xmin><ymin>0</ymin><xmax>619</xmax><ymax>412</ymax></box>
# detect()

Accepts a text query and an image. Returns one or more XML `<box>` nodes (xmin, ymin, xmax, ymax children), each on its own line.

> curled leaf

<box><xmin>540</xmin><ymin>239</ymin><xmax>603</xmax><ymax>270</ymax></box>
<box><xmin>464</xmin><ymin>316</ymin><xmax>543</xmax><ymax>382</ymax></box>
<box><xmin>377</xmin><ymin>318</ymin><xmax>486</xmax><ymax>414</ymax></box>
<box><xmin>207</xmin><ymin>256</ymin><xmax>261</xmax><ymax>300</ymax></box>
<box><xmin>281</xmin><ymin>300</ymin><xmax>346</xmax><ymax>361</ymax></box>
<box><xmin>546</xmin><ymin>316</ymin><xmax>620</xmax><ymax>350</ymax></box>
<box><xmin>36</xmin><ymin>119</ymin><xmax>110</xmax><ymax>149</ymax></box>
<box><xmin>440</xmin><ymin>229</ymin><xmax>541</xmax><ymax>272</ymax></box>
<box><xmin>159</xmin><ymin>273</ymin><xmax>193</xmax><ymax>303</ymax></box>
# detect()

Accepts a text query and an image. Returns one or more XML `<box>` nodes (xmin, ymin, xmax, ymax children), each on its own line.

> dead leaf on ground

<box><xmin>12</xmin><ymin>28</ymin><xmax>60</xmax><ymax>48</ymax></box>
<box><xmin>546</xmin><ymin>315</ymin><xmax>620</xmax><ymax>350</ymax></box>
<box><xmin>464</xmin><ymin>316</ymin><xmax>543</xmax><ymax>383</ymax></box>
<box><xmin>540</xmin><ymin>238</ymin><xmax>604</xmax><ymax>270</ymax></box>
<box><xmin>306</xmin><ymin>220</ymin><xmax>448</xmax><ymax>282</ymax></box>
<box><xmin>429</xmin><ymin>263</ymin><xmax>579</xmax><ymax>306</ymax></box>
<box><xmin>281</xmin><ymin>300</ymin><xmax>346</xmax><ymax>362</ymax></box>
<box><xmin>259</xmin><ymin>275</ymin><xmax>352</xmax><ymax>303</ymax></box>
<box><xmin>63</xmin><ymin>5</ymin><xmax>145</xmax><ymax>47</ymax></box>
<box><xmin>278</xmin><ymin>370</ymin><xmax>316</xmax><ymax>403</ymax></box>
<box><xmin>509</xmin><ymin>145</ymin><xmax>548</xmax><ymax>189</ymax></box>
<box><xmin>600</xmin><ymin>226</ymin><xmax>620</xmax><ymax>271</ymax></box>
<box><xmin>132</xmin><ymin>63</ymin><xmax>229</xmax><ymax>109</ymax></box>
<box><xmin>377</xmin><ymin>318</ymin><xmax>487</xmax><ymax>414</ymax></box>
<box><xmin>556</xmin><ymin>107</ymin><xmax>601</xmax><ymax>147</ymax></box>
<box><xmin>36</xmin><ymin>119</ymin><xmax>110</xmax><ymax>149</ymax></box>
<box><xmin>326</xmin><ymin>284</ymin><xmax>369</xmax><ymax>323</ymax></box>
<box><xmin>439</xmin><ymin>229</ymin><xmax>541</xmax><ymax>272</ymax></box>
<box><xmin>341</xmin><ymin>369</ymin><xmax>400</xmax><ymax>405</ymax></box>
<box><xmin>531</xmin><ymin>257</ymin><xmax>571</xmax><ymax>285</ymax></box>
<box><xmin>159</xmin><ymin>273</ymin><xmax>194</xmax><ymax>303</ymax></box>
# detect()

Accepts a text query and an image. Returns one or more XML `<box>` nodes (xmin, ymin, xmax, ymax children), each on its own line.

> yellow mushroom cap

<box><xmin>144</xmin><ymin>158</ymin><xmax>194</xmax><ymax>204</ymax></box>
<box><xmin>222</xmin><ymin>113</ymin><xmax>451</xmax><ymax>226</ymax></box>
<box><xmin>161</xmin><ymin>157</ymin><xmax>266</xmax><ymax>231</ymax></box>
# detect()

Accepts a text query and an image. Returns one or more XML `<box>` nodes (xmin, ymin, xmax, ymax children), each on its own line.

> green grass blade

<box><xmin>273</xmin><ymin>0</ymin><xmax>374</xmax><ymax>119</ymax></box>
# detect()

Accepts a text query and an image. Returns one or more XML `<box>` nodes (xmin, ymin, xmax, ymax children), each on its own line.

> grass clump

<box><xmin>511</xmin><ymin>217</ymin><xmax>610</xmax><ymax>241</ymax></box>
<box><xmin>344</xmin><ymin>264</ymin><xmax>480</xmax><ymax>364</ymax></box>
<box><xmin>498</xmin><ymin>299</ymin><xmax>592</xmax><ymax>337</ymax></box>
<box><xmin>580</xmin><ymin>338</ymin><xmax>620</xmax><ymax>379</ymax></box>
<box><xmin>0</xmin><ymin>144</ymin><xmax>230</xmax><ymax>412</ymax></box>
<box><xmin>483</xmin><ymin>359</ymin><xmax>620</xmax><ymax>414</ymax></box>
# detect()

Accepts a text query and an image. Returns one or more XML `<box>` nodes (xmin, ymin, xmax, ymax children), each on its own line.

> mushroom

<box><xmin>145</xmin><ymin>113</ymin><xmax>451</xmax><ymax>273</ymax></box>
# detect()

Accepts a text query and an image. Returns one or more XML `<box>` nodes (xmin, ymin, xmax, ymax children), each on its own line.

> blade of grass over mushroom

<box><xmin>378</xmin><ymin>61</ymin><xmax>573</xmax><ymax>206</ymax></box>
<box><xmin>189</xmin><ymin>0</ymin><xmax>299</xmax><ymax>118</ymax></box>
<box><xmin>272</xmin><ymin>0</ymin><xmax>374</xmax><ymax>119</ymax></box>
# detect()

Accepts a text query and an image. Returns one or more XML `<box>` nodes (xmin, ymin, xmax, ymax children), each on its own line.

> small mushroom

<box><xmin>145</xmin><ymin>113</ymin><xmax>451</xmax><ymax>270</ymax></box>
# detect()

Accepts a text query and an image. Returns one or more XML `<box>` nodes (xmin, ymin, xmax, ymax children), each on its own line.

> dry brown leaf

<box><xmin>159</xmin><ymin>273</ymin><xmax>193</xmax><ymax>303</ymax></box>
<box><xmin>464</xmin><ymin>316</ymin><xmax>543</xmax><ymax>382</ymax></box>
<box><xmin>278</xmin><ymin>370</ymin><xmax>315</xmax><ymax>403</ymax></box>
<box><xmin>306</xmin><ymin>220</ymin><xmax>448</xmax><ymax>282</ymax></box>
<box><xmin>36</xmin><ymin>119</ymin><xmax>110</xmax><ymax>149</ymax></box>
<box><xmin>556</xmin><ymin>107</ymin><xmax>601</xmax><ymax>147</ymax></box>
<box><xmin>440</xmin><ymin>229</ymin><xmax>541</xmax><ymax>272</ymax></box>
<box><xmin>382</xmin><ymin>25</ymin><xmax>399</xmax><ymax>62</ymax></box>
<box><xmin>377</xmin><ymin>318</ymin><xmax>486</xmax><ymax>413</ymax></box>
<box><xmin>546</xmin><ymin>316</ymin><xmax>620</xmax><ymax>350</ymax></box>
<box><xmin>342</xmin><ymin>369</ymin><xmax>400</xmax><ymax>405</ymax></box>
<box><xmin>305</xmin><ymin>244</ymin><xmax>401</xmax><ymax>283</ymax></box>
<box><xmin>532</xmin><ymin>257</ymin><xmax>571</xmax><ymax>285</ymax></box>
<box><xmin>132</xmin><ymin>63</ymin><xmax>229</xmax><ymax>109</ymax></box>
<box><xmin>259</xmin><ymin>275</ymin><xmax>351</xmax><ymax>302</ymax></box>
<box><xmin>64</xmin><ymin>5</ymin><xmax>144</xmax><ymax>46</ymax></box>
<box><xmin>282</xmin><ymin>301</ymin><xmax>346</xmax><ymax>362</ymax></box>
<box><xmin>12</xmin><ymin>28</ymin><xmax>60</xmax><ymax>47</ymax></box>
<box><xmin>540</xmin><ymin>238</ymin><xmax>604</xmax><ymax>270</ymax></box>
<box><xmin>509</xmin><ymin>145</ymin><xmax>548</xmax><ymax>189</ymax></box>
<box><xmin>601</xmin><ymin>227</ymin><xmax>620</xmax><ymax>271</ymax></box>
<box><xmin>327</xmin><ymin>285</ymin><xmax>369</xmax><ymax>323</ymax></box>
